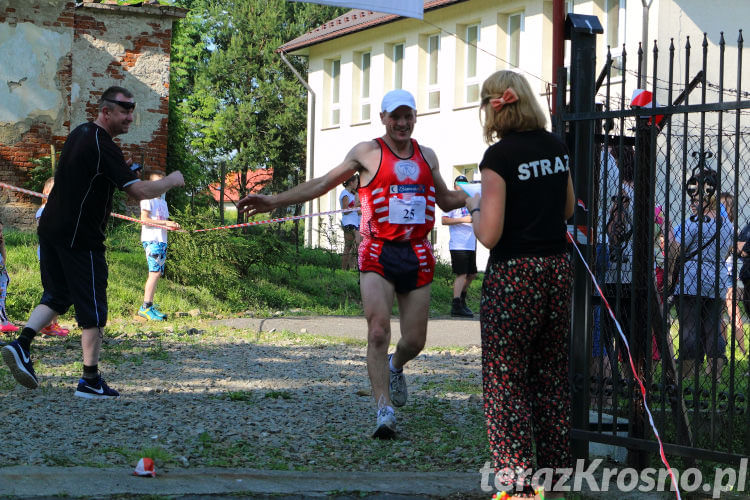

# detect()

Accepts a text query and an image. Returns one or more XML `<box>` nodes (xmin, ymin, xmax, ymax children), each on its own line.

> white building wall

<box><xmin>298</xmin><ymin>0</ymin><xmax>749</xmax><ymax>268</ymax></box>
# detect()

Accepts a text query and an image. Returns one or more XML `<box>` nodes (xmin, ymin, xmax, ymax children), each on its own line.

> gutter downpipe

<box><xmin>552</xmin><ymin>0</ymin><xmax>565</xmax><ymax>119</ymax></box>
<box><xmin>279</xmin><ymin>50</ymin><xmax>316</xmax><ymax>247</ymax></box>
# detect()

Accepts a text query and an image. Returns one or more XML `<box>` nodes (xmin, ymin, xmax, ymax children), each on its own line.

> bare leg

<box><xmin>361</xmin><ymin>272</ymin><xmax>395</xmax><ymax>407</ymax></box>
<box><xmin>453</xmin><ymin>274</ymin><xmax>467</xmax><ymax>298</ymax></box>
<box><xmin>25</xmin><ymin>304</ymin><xmax>59</xmax><ymax>332</ymax></box>
<box><xmin>143</xmin><ymin>271</ymin><xmax>161</xmax><ymax>303</ymax></box>
<box><xmin>391</xmin><ymin>285</ymin><xmax>430</xmax><ymax>370</ymax></box>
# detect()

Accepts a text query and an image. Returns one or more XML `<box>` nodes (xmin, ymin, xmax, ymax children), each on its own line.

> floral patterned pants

<box><xmin>481</xmin><ymin>254</ymin><xmax>573</xmax><ymax>495</ymax></box>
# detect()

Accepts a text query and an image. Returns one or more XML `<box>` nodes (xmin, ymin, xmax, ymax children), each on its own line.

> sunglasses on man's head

<box><xmin>102</xmin><ymin>97</ymin><xmax>136</xmax><ymax>111</ymax></box>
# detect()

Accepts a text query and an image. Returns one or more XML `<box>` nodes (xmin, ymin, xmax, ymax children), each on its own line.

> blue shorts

<box><xmin>143</xmin><ymin>241</ymin><xmax>168</xmax><ymax>274</ymax></box>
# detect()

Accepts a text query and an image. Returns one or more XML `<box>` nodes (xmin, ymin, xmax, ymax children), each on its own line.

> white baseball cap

<box><xmin>381</xmin><ymin>89</ymin><xmax>416</xmax><ymax>113</ymax></box>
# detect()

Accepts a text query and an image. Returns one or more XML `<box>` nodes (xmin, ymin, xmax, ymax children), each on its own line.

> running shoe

<box><xmin>40</xmin><ymin>323</ymin><xmax>69</xmax><ymax>337</ymax></box>
<box><xmin>372</xmin><ymin>405</ymin><xmax>396</xmax><ymax>439</ymax></box>
<box><xmin>0</xmin><ymin>323</ymin><xmax>19</xmax><ymax>333</ymax></box>
<box><xmin>388</xmin><ymin>353</ymin><xmax>408</xmax><ymax>407</ymax></box>
<box><xmin>151</xmin><ymin>304</ymin><xmax>167</xmax><ymax>320</ymax></box>
<box><xmin>1</xmin><ymin>340</ymin><xmax>38</xmax><ymax>389</ymax></box>
<box><xmin>138</xmin><ymin>305</ymin><xmax>165</xmax><ymax>321</ymax></box>
<box><xmin>74</xmin><ymin>375</ymin><xmax>120</xmax><ymax>399</ymax></box>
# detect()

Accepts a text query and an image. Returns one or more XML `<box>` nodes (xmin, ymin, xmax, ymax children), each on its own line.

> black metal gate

<box><xmin>559</xmin><ymin>15</ymin><xmax>750</xmax><ymax>468</ymax></box>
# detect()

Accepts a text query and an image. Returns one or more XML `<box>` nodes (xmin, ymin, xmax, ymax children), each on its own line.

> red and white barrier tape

<box><xmin>192</xmin><ymin>208</ymin><xmax>348</xmax><ymax>232</ymax></box>
<box><xmin>0</xmin><ymin>181</ymin><xmax>349</xmax><ymax>232</ymax></box>
<box><xmin>567</xmin><ymin>231</ymin><xmax>681</xmax><ymax>500</ymax></box>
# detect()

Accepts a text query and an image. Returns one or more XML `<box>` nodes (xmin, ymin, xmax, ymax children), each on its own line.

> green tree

<box><xmin>169</xmin><ymin>0</ymin><xmax>343</xmax><ymax>220</ymax></box>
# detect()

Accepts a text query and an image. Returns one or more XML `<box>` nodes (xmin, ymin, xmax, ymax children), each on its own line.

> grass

<box><xmin>1</xmin><ymin>224</ymin><xmax>482</xmax><ymax>322</ymax></box>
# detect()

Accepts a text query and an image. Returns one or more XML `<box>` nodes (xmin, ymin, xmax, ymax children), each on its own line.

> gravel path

<box><xmin>0</xmin><ymin>319</ymin><xmax>486</xmax><ymax>473</ymax></box>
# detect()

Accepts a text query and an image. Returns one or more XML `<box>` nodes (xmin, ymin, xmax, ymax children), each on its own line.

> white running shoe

<box><xmin>372</xmin><ymin>405</ymin><xmax>396</xmax><ymax>439</ymax></box>
<box><xmin>388</xmin><ymin>353</ymin><xmax>408</xmax><ymax>407</ymax></box>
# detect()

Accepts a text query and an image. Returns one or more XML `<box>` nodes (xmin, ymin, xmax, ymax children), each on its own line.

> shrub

<box><xmin>166</xmin><ymin>208</ymin><xmax>285</xmax><ymax>308</ymax></box>
<box><xmin>26</xmin><ymin>156</ymin><xmax>54</xmax><ymax>194</ymax></box>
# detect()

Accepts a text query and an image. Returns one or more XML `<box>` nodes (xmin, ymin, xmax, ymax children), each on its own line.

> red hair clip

<box><xmin>489</xmin><ymin>88</ymin><xmax>519</xmax><ymax>111</ymax></box>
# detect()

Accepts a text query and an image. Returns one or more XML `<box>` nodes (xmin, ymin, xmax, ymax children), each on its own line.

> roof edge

<box><xmin>278</xmin><ymin>0</ymin><xmax>468</xmax><ymax>54</ymax></box>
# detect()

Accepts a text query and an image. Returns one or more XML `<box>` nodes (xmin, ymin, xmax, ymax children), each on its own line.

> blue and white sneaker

<box><xmin>151</xmin><ymin>304</ymin><xmax>167</xmax><ymax>320</ymax></box>
<box><xmin>1</xmin><ymin>340</ymin><xmax>38</xmax><ymax>389</ymax></box>
<box><xmin>138</xmin><ymin>305</ymin><xmax>164</xmax><ymax>321</ymax></box>
<box><xmin>74</xmin><ymin>376</ymin><xmax>120</xmax><ymax>399</ymax></box>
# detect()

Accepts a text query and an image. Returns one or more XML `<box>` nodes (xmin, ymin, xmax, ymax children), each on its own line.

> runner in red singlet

<box><xmin>238</xmin><ymin>89</ymin><xmax>467</xmax><ymax>438</ymax></box>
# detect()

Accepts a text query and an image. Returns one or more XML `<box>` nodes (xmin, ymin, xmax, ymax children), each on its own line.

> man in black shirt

<box><xmin>2</xmin><ymin>86</ymin><xmax>184</xmax><ymax>398</ymax></box>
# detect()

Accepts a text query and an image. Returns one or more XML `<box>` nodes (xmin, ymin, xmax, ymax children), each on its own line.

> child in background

<box><xmin>0</xmin><ymin>220</ymin><xmax>19</xmax><ymax>334</ymax></box>
<box><xmin>36</xmin><ymin>178</ymin><xmax>69</xmax><ymax>337</ymax></box>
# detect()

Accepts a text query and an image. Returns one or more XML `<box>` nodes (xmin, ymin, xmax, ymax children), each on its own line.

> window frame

<box><xmin>464</xmin><ymin>23</ymin><xmax>481</xmax><ymax>104</ymax></box>
<box><xmin>507</xmin><ymin>13</ymin><xmax>523</xmax><ymax>69</ymax></box>
<box><xmin>329</xmin><ymin>58</ymin><xmax>341</xmax><ymax>126</ymax></box>
<box><xmin>393</xmin><ymin>42</ymin><xmax>405</xmax><ymax>89</ymax></box>
<box><xmin>426</xmin><ymin>33</ymin><xmax>440</xmax><ymax>110</ymax></box>
<box><xmin>360</xmin><ymin>51</ymin><xmax>371</xmax><ymax>122</ymax></box>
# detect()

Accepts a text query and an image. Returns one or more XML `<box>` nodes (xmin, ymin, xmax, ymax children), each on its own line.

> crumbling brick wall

<box><xmin>0</xmin><ymin>0</ymin><xmax>185</xmax><ymax>229</ymax></box>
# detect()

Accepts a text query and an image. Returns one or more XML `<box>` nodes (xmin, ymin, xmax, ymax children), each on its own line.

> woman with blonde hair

<box><xmin>466</xmin><ymin>70</ymin><xmax>575</xmax><ymax>500</ymax></box>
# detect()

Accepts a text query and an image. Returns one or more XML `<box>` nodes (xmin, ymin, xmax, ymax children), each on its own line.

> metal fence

<box><xmin>559</xmin><ymin>16</ymin><xmax>750</xmax><ymax>468</ymax></box>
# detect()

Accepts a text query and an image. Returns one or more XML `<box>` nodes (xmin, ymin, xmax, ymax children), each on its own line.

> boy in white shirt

<box><xmin>138</xmin><ymin>172</ymin><xmax>180</xmax><ymax>321</ymax></box>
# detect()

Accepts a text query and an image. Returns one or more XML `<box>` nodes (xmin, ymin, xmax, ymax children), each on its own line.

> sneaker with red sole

<box><xmin>0</xmin><ymin>323</ymin><xmax>19</xmax><ymax>333</ymax></box>
<box><xmin>40</xmin><ymin>323</ymin><xmax>69</xmax><ymax>337</ymax></box>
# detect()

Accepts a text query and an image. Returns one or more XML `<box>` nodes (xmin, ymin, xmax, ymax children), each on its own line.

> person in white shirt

<box><xmin>441</xmin><ymin>175</ymin><xmax>476</xmax><ymax>317</ymax></box>
<box><xmin>138</xmin><ymin>172</ymin><xmax>180</xmax><ymax>321</ymax></box>
<box><xmin>339</xmin><ymin>174</ymin><xmax>361</xmax><ymax>271</ymax></box>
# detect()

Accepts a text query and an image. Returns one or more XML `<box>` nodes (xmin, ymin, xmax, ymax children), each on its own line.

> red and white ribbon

<box><xmin>192</xmin><ymin>208</ymin><xmax>347</xmax><ymax>232</ymax></box>
<box><xmin>567</xmin><ymin>231</ymin><xmax>681</xmax><ymax>500</ymax></box>
<box><xmin>0</xmin><ymin>181</ymin><xmax>347</xmax><ymax>232</ymax></box>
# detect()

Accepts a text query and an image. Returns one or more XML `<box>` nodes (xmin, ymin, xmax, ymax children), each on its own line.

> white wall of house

<box><xmin>294</xmin><ymin>0</ymin><xmax>749</xmax><ymax>268</ymax></box>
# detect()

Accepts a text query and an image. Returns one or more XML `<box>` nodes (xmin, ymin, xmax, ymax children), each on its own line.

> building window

<box><xmin>427</xmin><ymin>34</ymin><xmax>440</xmax><ymax>110</ymax></box>
<box><xmin>329</xmin><ymin>58</ymin><xmax>341</xmax><ymax>126</ymax></box>
<box><xmin>605</xmin><ymin>0</ymin><xmax>625</xmax><ymax>78</ymax></box>
<box><xmin>465</xmin><ymin>24</ymin><xmax>480</xmax><ymax>103</ymax></box>
<box><xmin>393</xmin><ymin>43</ymin><xmax>404</xmax><ymax>89</ymax></box>
<box><xmin>455</xmin><ymin>164</ymin><xmax>478</xmax><ymax>182</ymax></box>
<box><xmin>360</xmin><ymin>52</ymin><xmax>371</xmax><ymax>121</ymax></box>
<box><xmin>508</xmin><ymin>14</ymin><xmax>522</xmax><ymax>68</ymax></box>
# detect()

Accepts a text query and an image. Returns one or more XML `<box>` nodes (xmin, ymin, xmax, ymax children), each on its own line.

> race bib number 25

<box><xmin>388</xmin><ymin>196</ymin><xmax>426</xmax><ymax>224</ymax></box>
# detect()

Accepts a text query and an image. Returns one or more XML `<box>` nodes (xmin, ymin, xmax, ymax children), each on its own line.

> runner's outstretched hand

<box><xmin>238</xmin><ymin>193</ymin><xmax>275</xmax><ymax>216</ymax></box>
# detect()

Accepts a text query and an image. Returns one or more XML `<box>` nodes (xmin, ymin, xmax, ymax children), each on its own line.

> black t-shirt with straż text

<box><xmin>39</xmin><ymin>122</ymin><xmax>140</xmax><ymax>251</ymax></box>
<box><xmin>479</xmin><ymin>129</ymin><xmax>570</xmax><ymax>262</ymax></box>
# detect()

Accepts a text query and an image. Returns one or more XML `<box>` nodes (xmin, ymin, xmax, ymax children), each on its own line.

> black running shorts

<box><xmin>39</xmin><ymin>236</ymin><xmax>108</xmax><ymax>328</ymax></box>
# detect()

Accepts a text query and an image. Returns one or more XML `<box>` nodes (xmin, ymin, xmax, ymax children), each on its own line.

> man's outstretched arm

<box><xmin>237</xmin><ymin>142</ymin><xmax>371</xmax><ymax>216</ymax></box>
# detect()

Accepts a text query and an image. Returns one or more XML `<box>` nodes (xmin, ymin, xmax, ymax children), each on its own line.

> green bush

<box><xmin>166</xmin><ymin>208</ymin><xmax>285</xmax><ymax>308</ymax></box>
<box><xmin>26</xmin><ymin>156</ymin><xmax>55</xmax><ymax>194</ymax></box>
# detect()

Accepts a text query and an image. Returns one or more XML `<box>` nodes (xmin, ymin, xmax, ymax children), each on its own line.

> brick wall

<box><xmin>0</xmin><ymin>0</ymin><xmax>185</xmax><ymax>229</ymax></box>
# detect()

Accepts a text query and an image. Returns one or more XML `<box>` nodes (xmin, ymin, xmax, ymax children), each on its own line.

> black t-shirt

<box><xmin>479</xmin><ymin>129</ymin><xmax>570</xmax><ymax>262</ymax></box>
<box><xmin>39</xmin><ymin>122</ymin><xmax>140</xmax><ymax>251</ymax></box>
